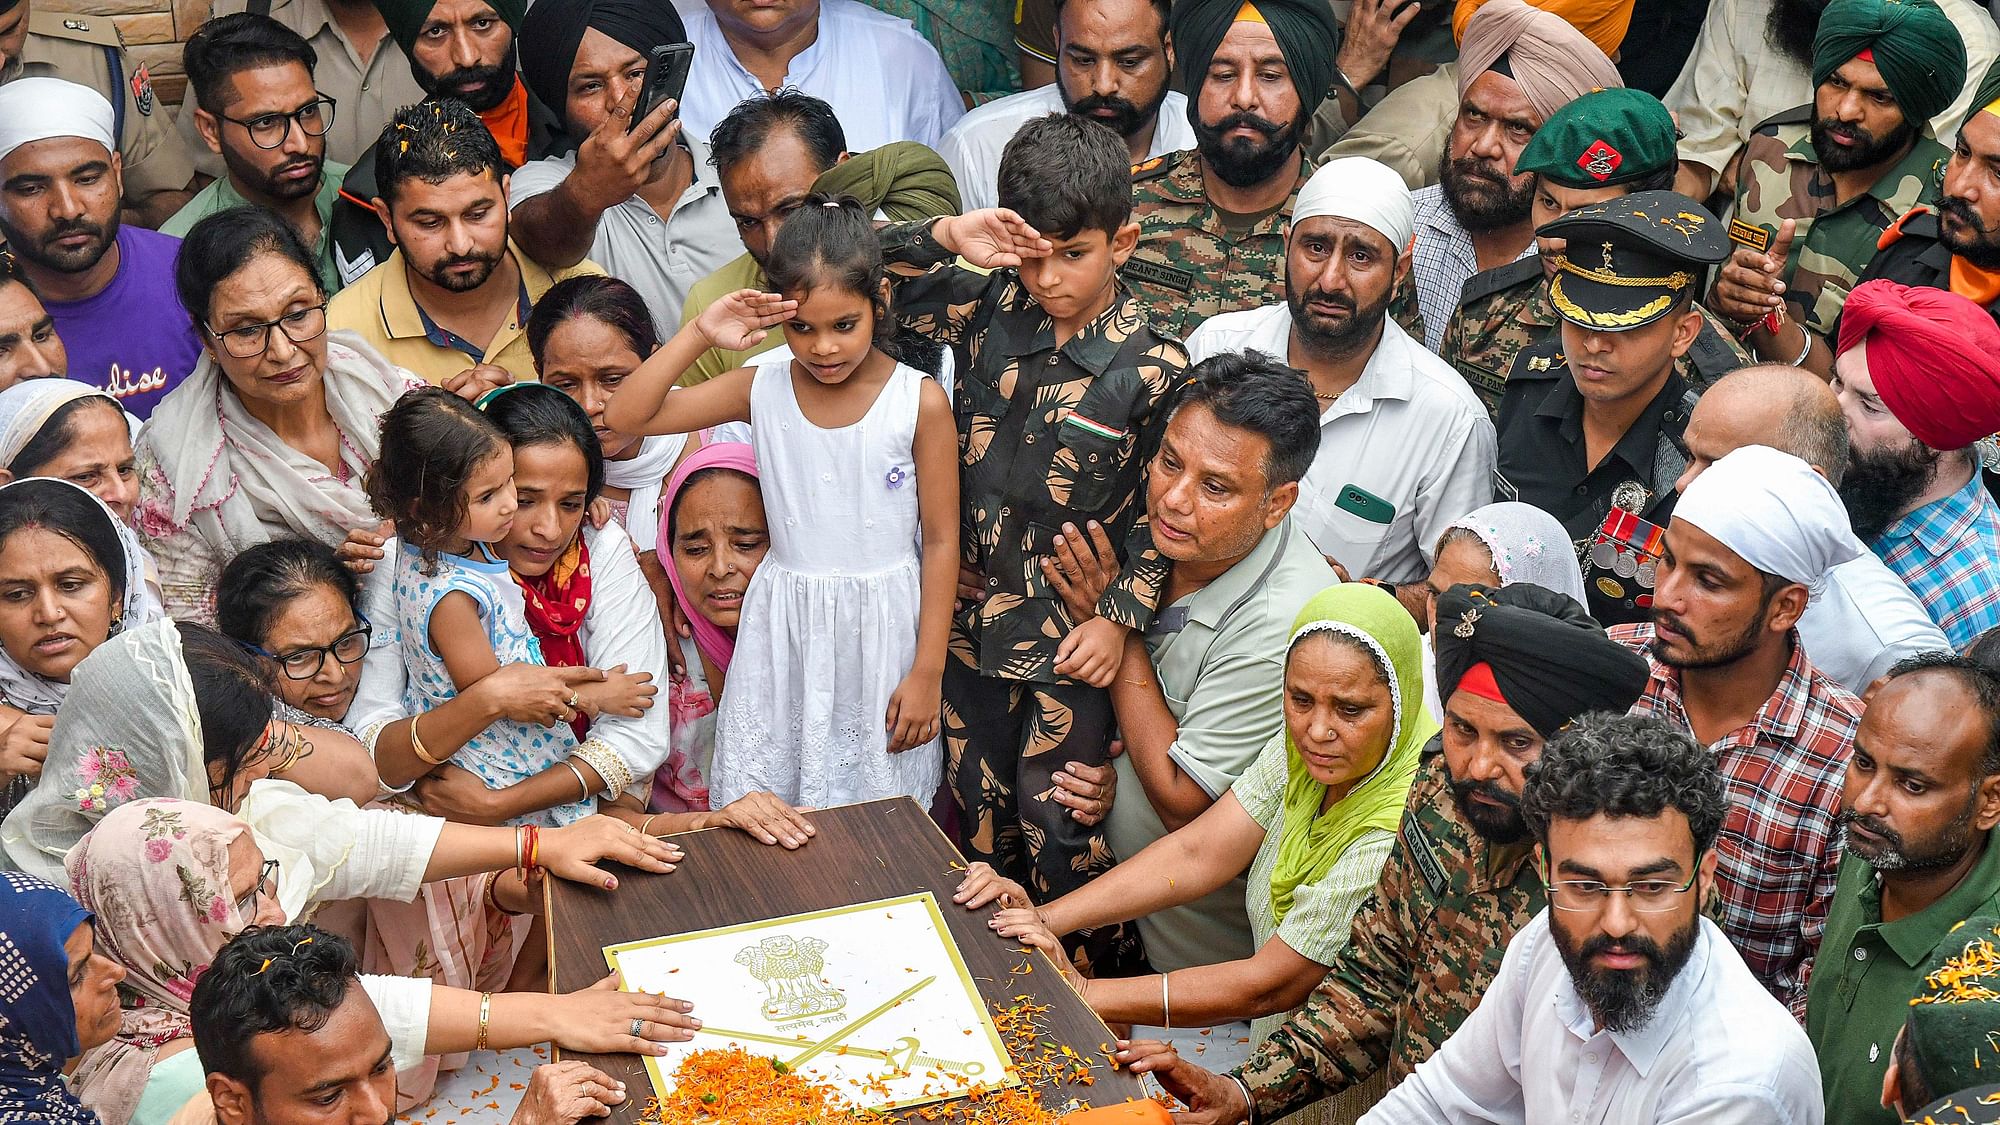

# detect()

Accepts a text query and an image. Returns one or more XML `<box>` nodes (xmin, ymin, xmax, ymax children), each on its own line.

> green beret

<box><xmin>1515</xmin><ymin>88</ymin><xmax>1677</xmax><ymax>188</ymax></box>
<box><xmin>1812</xmin><ymin>0</ymin><xmax>1967</xmax><ymax>131</ymax></box>
<box><xmin>1909</xmin><ymin>1084</ymin><xmax>2000</xmax><ymax>1124</ymax></box>
<box><xmin>1974</xmin><ymin>56</ymin><xmax>2000</xmax><ymax>124</ymax></box>
<box><xmin>1908</xmin><ymin>915</ymin><xmax>2000</xmax><ymax>1100</ymax></box>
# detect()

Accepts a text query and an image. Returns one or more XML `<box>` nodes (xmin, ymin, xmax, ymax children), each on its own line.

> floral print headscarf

<box><xmin>64</xmin><ymin>798</ymin><xmax>249</xmax><ymax>1124</ymax></box>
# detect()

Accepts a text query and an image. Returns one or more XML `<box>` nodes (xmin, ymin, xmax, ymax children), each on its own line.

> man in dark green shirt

<box><xmin>1806</xmin><ymin>653</ymin><xmax>2000</xmax><ymax>1125</ymax></box>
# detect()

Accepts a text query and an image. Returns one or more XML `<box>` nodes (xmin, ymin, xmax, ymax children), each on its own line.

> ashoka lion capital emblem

<box><xmin>735</xmin><ymin>935</ymin><xmax>848</xmax><ymax>1021</ymax></box>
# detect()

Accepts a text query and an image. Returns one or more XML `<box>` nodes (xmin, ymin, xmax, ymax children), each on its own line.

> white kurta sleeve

<box><xmin>347</xmin><ymin>538</ymin><xmax>411</xmax><ymax>754</ymax></box>
<box><xmin>240</xmin><ymin>779</ymin><xmax>444</xmax><ymax>917</ymax></box>
<box><xmin>358</xmin><ymin>974</ymin><xmax>434</xmax><ymax>1072</ymax></box>
<box><xmin>578</xmin><ymin>522</ymin><xmax>673</xmax><ymax>791</ymax></box>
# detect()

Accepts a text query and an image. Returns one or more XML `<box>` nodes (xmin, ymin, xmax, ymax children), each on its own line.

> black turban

<box><xmin>519</xmin><ymin>0</ymin><xmax>690</xmax><ymax>131</ymax></box>
<box><xmin>375</xmin><ymin>0</ymin><xmax>528</xmax><ymax>58</ymax></box>
<box><xmin>1171</xmin><ymin>0</ymin><xmax>1342</xmax><ymax>120</ymax></box>
<box><xmin>1433</xmin><ymin>583</ymin><xmax>1650</xmax><ymax>738</ymax></box>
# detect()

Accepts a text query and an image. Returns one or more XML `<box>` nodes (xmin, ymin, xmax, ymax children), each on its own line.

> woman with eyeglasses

<box><xmin>0</xmin><ymin>478</ymin><xmax>164</xmax><ymax>823</ymax></box>
<box><xmin>135</xmin><ymin>205</ymin><xmax>425</xmax><ymax>624</ymax></box>
<box><xmin>216</xmin><ymin>539</ymin><xmax>372</xmax><ymax>725</ymax></box>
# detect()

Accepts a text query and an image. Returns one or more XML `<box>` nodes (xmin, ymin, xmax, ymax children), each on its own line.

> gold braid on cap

<box><xmin>1547</xmin><ymin>253</ymin><xmax>1694</xmax><ymax>329</ymax></box>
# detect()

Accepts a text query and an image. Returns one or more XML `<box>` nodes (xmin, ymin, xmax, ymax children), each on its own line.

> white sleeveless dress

<box><xmin>712</xmin><ymin>356</ymin><xmax>942</xmax><ymax>808</ymax></box>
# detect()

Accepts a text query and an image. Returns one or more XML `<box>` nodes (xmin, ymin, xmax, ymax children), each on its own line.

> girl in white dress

<box><xmin>607</xmin><ymin>195</ymin><xmax>959</xmax><ymax>809</ymax></box>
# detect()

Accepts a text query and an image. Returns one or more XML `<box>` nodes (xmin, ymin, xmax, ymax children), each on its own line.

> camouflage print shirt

<box><xmin>1443</xmin><ymin>256</ymin><xmax>1754</xmax><ymax>417</ymax></box>
<box><xmin>1122</xmin><ymin>149</ymin><xmax>1309</xmax><ymax>341</ymax></box>
<box><xmin>1722</xmin><ymin>105</ymin><xmax>1947</xmax><ymax>336</ymax></box>
<box><xmin>1233</xmin><ymin>739</ymin><xmax>1544</xmax><ymax>1118</ymax></box>
<box><xmin>882</xmin><ymin>220</ymin><xmax>1190</xmax><ymax>683</ymax></box>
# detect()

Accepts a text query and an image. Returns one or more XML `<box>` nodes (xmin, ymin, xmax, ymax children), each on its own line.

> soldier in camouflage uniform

<box><xmin>882</xmin><ymin>117</ymin><xmax>1188</xmax><ymax>973</ymax></box>
<box><xmin>1117</xmin><ymin>583</ymin><xmax>1651</xmax><ymax>1124</ymax></box>
<box><xmin>0</xmin><ymin>0</ymin><xmax>196</xmax><ymax>227</ymax></box>
<box><xmin>1444</xmin><ymin>89</ymin><xmax>1750</xmax><ymax>416</ymax></box>
<box><xmin>1710</xmin><ymin>0</ymin><xmax>1965</xmax><ymax>370</ymax></box>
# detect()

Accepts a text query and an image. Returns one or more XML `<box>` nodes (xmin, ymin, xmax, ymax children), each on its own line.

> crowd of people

<box><xmin>4</xmin><ymin>0</ymin><xmax>2000</xmax><ymax>1119</ymax></box>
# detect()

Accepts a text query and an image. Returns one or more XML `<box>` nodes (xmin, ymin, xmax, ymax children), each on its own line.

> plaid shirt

<box><xmin>1609</xmin><ymin>624</ymin><xmax>1859</xmax><ymax>1019</ymax></box>
<box><xmin>1868</xmin><ymin>467</ymin><xmax>2000</xmax><ymax>650</ymax></box>
<box><xmin>1409</xmin><ymin>184</ymin><xmax>1534</xmax><ymax>351</ymax></box>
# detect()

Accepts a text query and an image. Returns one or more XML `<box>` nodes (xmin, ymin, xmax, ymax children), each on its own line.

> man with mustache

<box><xmin>327</xmin><ymin>100</ymin><xmax>603</xmax><ymax>386</ymax></box>
<box><xmin>1831</xmin><ymin>280</ymin><xmax>2000</xmax><ymax>649</ymax></box>
<box><xmin>1610</xmin><ymin>444</ymin><xmax>1864</xmax><ymax>1016</ymax></box>
<box><xmin>939</xmin><ymin>0</ymin><xmax>1191</xmax><ymax>213</ymax></box>
<box><xmin>165</xmin><ymin>15</ymin><xmax>349</xmax><ymax>294</ymax></box>
<box><xmin>326</xmin><ymin>0</ymin><xmax>563</xmax><ymax>284</ymax></box>
<box><xmin>1806</xmin><ymin>656</ymin><xmax>2000</xmax><ymax>1125</ymax></box>
<box><xmin>1354</xmin><ymin>711</ymin><xmax>1821</xmax><ymax>1124</ymax></box>
<box><xmin>1119</xmin><ymin>0</ymin><xmax>1336</xmax><ymax>341</ymax></box>
<box><xmin>1119</xmin><ymin>582</ymin><xmax>1649</xmax><ymax>1124</ymax></box>
<box><xmin>1405</xmin><ymin>0</ymin><xmax>1623</xmax><ymax>350</ymax></box>
<box><xmin>0</xmin><ymin>259</ymin><xmax>66</xmax><ymax>390</ymax></box>
<box><xmin>1492</xmin><ymin>190</ymin><xmax>1728</xmax><ymax>627</ymax></box>
<box><xmin>1444</xmin><ymin>87</ymin><xmax>1748</xmax><ymax>416</ymax></box>
<box><xmin>1852</xmin><ymin>59</ymin><xmax>2000</xmax><ymax>325</ymax></box>
<box><xmin>1187</xmin><ymin>156</ymin><xmax>1494</xmax><ymax>588</ymax></box>
<box><xmin>1664</xmin><ymin>0</ymin><xmax>1996</xmax><ymax>202</ymax></box>
<box><xmin>1709</xmin><ymin>0</ymin><xmax>1965</xmax><ymax>371</ymax></box>
<box><xmin>0</xmin><ymin>78</ymin><xmax>201</xmax><ymax>420</ymax></box>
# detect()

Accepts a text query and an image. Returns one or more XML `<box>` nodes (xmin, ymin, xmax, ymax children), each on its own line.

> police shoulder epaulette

<box><xmin>1458</xmin><ymin>256</ymin><xmax>1542</xmax><ymax>307</ymax></box>
<box><xmin>1749</xmin><ymin>102</ymin><xmax>1813</xmax><ymax>138</ymax></box>
<box><xmin>27</xmin><ymin>11</ymin><xmax>122</xmax><ymax>46</ymax></box>
<box><xmin>1509</xmin><ymin>337</ymin><xmax>1564</xmax><ymax>382</ymax></box>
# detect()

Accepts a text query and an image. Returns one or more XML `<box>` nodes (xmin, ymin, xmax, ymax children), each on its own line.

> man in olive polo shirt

<box><xmin>1099</xmin><ymin>351</ymin><xmax>1338</xmax><ymax>973</ymax></box>
<box><xmin>1807</xmin><ymin>652</ymin><xmax>2000</xmax><ymax>1125</ymax></box>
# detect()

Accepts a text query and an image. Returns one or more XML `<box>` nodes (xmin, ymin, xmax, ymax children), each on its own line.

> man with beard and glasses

<box><xmin>1352</xmin><ymin>711</ymin><xmax>1822</xmax><ymax>1124</ymax></box>
<box><xmin>1119</xmin><ymin>582</ymin><xmax>1649</xmax><ymax>1125</ymax></box>
<box><xmin>1854</xmin><ymin>59</ymin><xmax>2000</xmax><ymax>326</ymax></box>
<box><xmin>1119</xmin><ymin>0</ymin><xmax>1336</xmax><ymax>341</ymax></box>
<box><xmin>165</xmin><ymin>15</ymin><xmax>349</xmax><ymax>295</ymax></box>
<box><xmin>940</xmin><ymin>0</ymin><xmax>1190</xmax><ymax>213</ymax></box>
<box><xmin>1710</xmin><ymin>0</ymin><xmax>1966</xmax><ymax>372</ymax></box>
<box><xmin>1187</xmin><ymin>156</ymin><xmax>1494</xmax><ymax>589</ymax></box>
<box><xmin>506</xmin><ymin>0</ymin><xmax>739</xmax><ymax>333</ymax></box>
<box><xmin>0</xmin><ymin>78</ymin><xmax>201</xmax><ymax>420</ymax></box>
<box><xmin>1807</xmin><ymin>655</ymin><xmax>2000</xmax><ymax>1125</ymax></box>
<box><xmin>1672</xmin><ymin>365</ymin><xmax>1945</xmax><ymax>696</ymax></box>
<box><xmin>675</xmin><ymin>91</ymin><xmax>960</xmax><ymax>386</ymax></box>
<box><xmin>1493</xmin><ymin>190</ymin><xmax>1728</xmax><ymax>628</ymax></box>
<box><xmin>326</xmin><ymin>0</ymin><xmax>563</xmax><ymax>285</ymax></box>
<box><xmin>1407</xmin><ymin>0</ymin><xmax>1624</xmax><ymax>350</ymax></box>
<box><xmin>327</xmin><ymin>100</ymin><xmax>603</xmax><ymax>387</ymax></box>
<box><xmin>1664</xmin><ymin>0</ymin><xmax>1996</xmax><ymax>202</ymax></box>
<box><xmin>1445</xmin><ymin>88</ymin><xmax>1747</xmax><ymax>416</ymax></box>
<box><xmin>1833</xmin><ymin>280</ymin><xmax>2000</xmax><ymax>648</ymax></box>
<box><xmin>1610</xmin><ymin>444</ymin><xmax>1865</xmax><ymax>1016</ymax></box>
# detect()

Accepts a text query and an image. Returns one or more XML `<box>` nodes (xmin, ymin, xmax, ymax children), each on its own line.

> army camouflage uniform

<box><xmin>1122</xmin><ymin>149</ymin><xmax>1308</xmax><ymax>341</ymax></box>
<box><xmin>0</xmin><ymin>9</ymin><xmax>195</xmax><ymax>206</ymax></box>
<box><xmin>1232</xmin><ymin>740</ymin><xmax>1544</xmax><ymax>1120</ymax></box>
<box><xmin>1722</xmin><ymin>105</ymin><xmax>1946</xmax><ymax>338</ymax></box>
<box><xmin>1442</xmin><ymin>256</ymin><xmax>1752</xmax><ymax>416</ymax></box>
<box><xmin>883</xmin><ymin>219</ymin><xmax>1187</xmax><ymax>972</ymax></box>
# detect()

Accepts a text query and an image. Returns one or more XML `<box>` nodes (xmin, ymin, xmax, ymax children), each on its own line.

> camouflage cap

<box><xmin>1908</xmin><ymin>1083</ymin><xmax>2000</xmax><ymax>1124</ymax></box>
<box><xmin>1515</xmin><ymin>88</ymin><xmax>1677</xmax><ymax>188</ymax></box>
<box><xmin>1540</xmin><ymin>190</ymin><xmax>1729</xmax><ymax>331</ymax></box>
<box><xmin>1907</xmin><ymin>916</ymin><xmax>2000</xmax><ymax>1100</ymax></box>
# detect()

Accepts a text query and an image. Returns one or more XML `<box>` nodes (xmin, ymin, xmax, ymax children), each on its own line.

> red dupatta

<box><xmin>515</xmin><ymin>534</ymin><xmax>592</xmax><ymax>737</ymax></box>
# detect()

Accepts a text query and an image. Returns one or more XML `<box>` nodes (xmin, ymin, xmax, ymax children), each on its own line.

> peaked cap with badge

<box><xmin>1540</xmin><ymin>190</ymin><xmax>1730</xmax><ymax>331</ymax></box>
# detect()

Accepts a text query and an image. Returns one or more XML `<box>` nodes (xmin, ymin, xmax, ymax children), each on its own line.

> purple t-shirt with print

<box><xmin>45</xmin><ymin>226</ymin><xmax>201</xmax><ymax>420</ymax></box>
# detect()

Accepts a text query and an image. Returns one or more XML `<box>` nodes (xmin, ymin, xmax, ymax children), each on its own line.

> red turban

<box><xmin>1837</xmin><ymin>279</ymin><xmax>2000</xmax><ymax>451</ymax></box>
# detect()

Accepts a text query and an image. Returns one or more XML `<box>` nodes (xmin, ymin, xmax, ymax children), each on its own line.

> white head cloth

<box><xmin>1292</xmin><ymin>157</ymin><xmax>1415</xmax><ymax>252</ymax></box>
<box><xmin>0</xmin><ymin>381</ymin><xmax>114</xmax><ymax>470</ymax></box>
<box><xmin>1441</xmin><ymin>500</ymin><xmax>1589</xmax><ymax>608</ymax></box>
<box><xmin>1674</xmin><ymin>445</ymin><xmax>1864</xmax><ymax>596</ymax></box>
<box><xmin>0</xmin><ymin>78</ymin><xmax>116</xmax><ymax>165</ymax></box>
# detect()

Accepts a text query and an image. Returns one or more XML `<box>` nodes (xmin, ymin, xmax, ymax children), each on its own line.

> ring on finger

<box><xmin>630</xmin><ymin>1017</ymin><xmax>646</xmax><ymax>1037</ymax></box>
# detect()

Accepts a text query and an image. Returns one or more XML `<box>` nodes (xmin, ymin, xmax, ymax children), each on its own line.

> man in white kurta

<box><xmin>1187</xmin><ymin>157</ymin><xmax>1494</xmax><ymax>586</ymax></box>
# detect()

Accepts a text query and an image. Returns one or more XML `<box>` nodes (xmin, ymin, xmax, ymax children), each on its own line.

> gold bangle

<box><xmin>475</xmin><ymin>991</ymin><xmax>493</xmax><ymax>1052</ymax></box>
<box><xmin>409</xmin><ymin>713</ymin><xmax>447</xmax><ymax>766</ymax></box>
<box><xmin>639</xmin><ymin>813</ymin><xmax>659</xmax><ymax>836</ymax></box>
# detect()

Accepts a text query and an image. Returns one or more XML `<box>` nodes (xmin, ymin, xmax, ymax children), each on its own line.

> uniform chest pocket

<box><xmin>1054</xmin><ymin>413</ymin><xmax>1132</xmax><ymax>514</ymax></box>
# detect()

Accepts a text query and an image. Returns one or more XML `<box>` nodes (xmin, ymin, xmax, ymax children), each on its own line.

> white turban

<box><xmin>1674</xmin><ymin>445</ymin><xmax>1863</xmax><ymax>597</ymax></box>
<box><xmin>0</xmin><ymin>78</ymin><xmax>116</xmax><ymax>166</ymax></box>
<box><xmin>1292</xmin><ymin>157</ymin><xmax>1415</xmax><ymax>253</ymax></box>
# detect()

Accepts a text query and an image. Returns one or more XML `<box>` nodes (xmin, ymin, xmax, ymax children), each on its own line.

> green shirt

<box><xmin>676</xmin><ymin>251</ymin><xmax>779</xmax><ymax>386</ymax></box>
<box><xmin>161</xmin><ymin>159</ymin><xmax>352</xmax><ymax>295</ymax></box>
<box><xmin>1805</xmin><ymin>835</ymin><xmax>2000</xmax><ymax>1125</ymax></box>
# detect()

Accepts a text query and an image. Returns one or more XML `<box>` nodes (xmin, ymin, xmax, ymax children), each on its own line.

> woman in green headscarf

<box><xmin>978</xmin><ymin>583</ymin><xmax>1433</xmax><ymax>1035</ymax></box>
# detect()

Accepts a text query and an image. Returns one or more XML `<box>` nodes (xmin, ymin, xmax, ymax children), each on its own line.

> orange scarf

<box><xmin>1952</xmin><ymin>255</ymin><xmax>2000</xmax><ymax>308</ymax></box>
<box><xmin>479</xmin><ymin>77</ymin><xmax>530</xmax><ymax>167</ymax></box>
